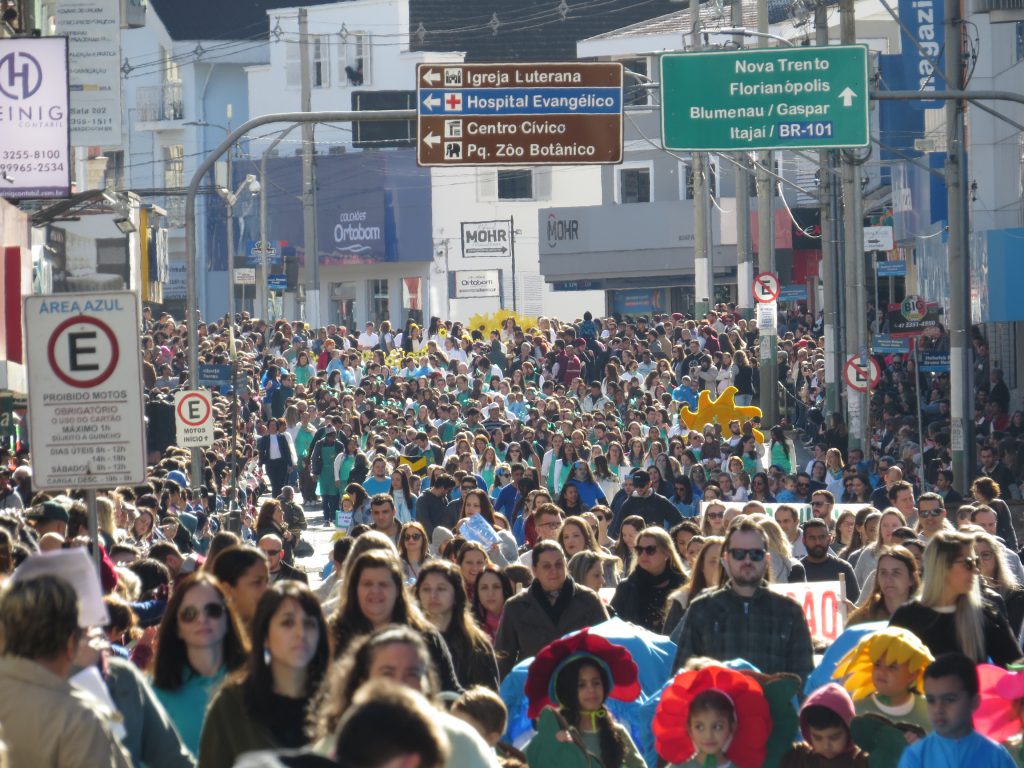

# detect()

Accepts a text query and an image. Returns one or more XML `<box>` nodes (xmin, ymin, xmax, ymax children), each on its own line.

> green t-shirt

<box><xmin>854</xmin><ymin>692</ymin><xmax>930</xmax><ymax>733</ymax></box>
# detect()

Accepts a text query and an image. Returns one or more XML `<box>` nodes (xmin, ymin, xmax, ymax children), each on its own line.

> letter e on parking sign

<box><xmin>175</xmin><ymin>390</ymin><xmax>215</xmax><ymax>448</ymax></box>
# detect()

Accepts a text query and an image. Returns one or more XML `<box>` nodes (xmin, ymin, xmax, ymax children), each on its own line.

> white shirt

<box><xmin>357</xmin><ymin>331</ymin><xmax>380</xmax><ymax>349</ymax></box>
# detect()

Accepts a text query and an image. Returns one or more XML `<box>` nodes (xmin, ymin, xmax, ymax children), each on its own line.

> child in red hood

<box><xmin>782</xmin><ymin>683</ymin><xmax>869</xmax><ymax>768</ymax></box>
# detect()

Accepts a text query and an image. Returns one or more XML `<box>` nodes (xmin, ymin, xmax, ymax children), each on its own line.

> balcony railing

<box><xmin>136</xmin><ymin>82</ymin><xmax>184</xmax><ymax>123</ymax></box>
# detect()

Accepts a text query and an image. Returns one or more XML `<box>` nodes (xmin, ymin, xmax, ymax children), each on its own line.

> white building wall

<box><xmin>966</xmin><ymin>15</ymin><xmax>1024</xmax><ymax>233</ymax></box>
<box><xmin>431</xmin><ymin>164</ymin><xmax>605</xmax><ymax>322</ymax></box>
<box><xmin>247</xmin><ymin>0</ymin><xmax>463</xmax><ymax>156</ymax></box>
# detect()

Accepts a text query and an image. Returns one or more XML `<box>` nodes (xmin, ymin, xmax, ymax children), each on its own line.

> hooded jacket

<box><xmin>780</xmin><ymin>683</ymin><xmax>869</xmax><ymax>768</ymax></box>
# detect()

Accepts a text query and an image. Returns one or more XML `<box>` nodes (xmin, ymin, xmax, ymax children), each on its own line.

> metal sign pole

<box><xmin>86</xmin><ymin>489</ymin><xmax>101</xmax><ymax>574</ymax></box>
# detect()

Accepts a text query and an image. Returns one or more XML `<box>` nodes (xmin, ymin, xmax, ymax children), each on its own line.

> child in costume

<box><xmin>832</xmin><ymin>626</ymin><xmax>933</xmax><ymax>732</ymax></box>
<box><xmin>653</xmin><ymin>665</ymin><xmax>772</xmax><ymax>768</ymax></box>
<box><xmin>523</xmin><ymin>628</ymin><xmax>646</xmax><ymax>768</ymax></box>
<box><xmin>781</xmin><ymin>683</ymin><xmax>869</xmax><ymax>768</ymax></box>
<box><xmin>975</xmin><ymin>663</ymin><xmax>1024</xmax><ymax>766</ymax></box>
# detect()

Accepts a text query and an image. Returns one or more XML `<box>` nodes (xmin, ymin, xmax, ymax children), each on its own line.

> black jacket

<box><xmin>614</xmin><ymin>491</ymin><xmax>683</xmax><ymax>534</ymax></box>
<box><xmin>611</xmin><ymin>566</ymin><xmax>687</xmax><ymax>634</ymax></box>
<box><xmin>272</xmin><ymin>561</ymin><xmax>308</xmax><ymax>585</ymax></box>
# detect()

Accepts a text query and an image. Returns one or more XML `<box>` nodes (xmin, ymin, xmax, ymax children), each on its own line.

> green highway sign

<box><xmin>660</xmin><ymin>45</ymin><xmax>870</xmax><ymax>151</ymax></box>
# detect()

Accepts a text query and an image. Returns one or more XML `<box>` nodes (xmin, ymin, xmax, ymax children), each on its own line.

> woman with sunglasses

<box><xmin>198</xmin><ymin>582</ymin><xmax>331</xmax><ymax>768</ymax></box>
<box><xmin>700</xmin><ymin>501</ymin><xmax>728</xmax><ymax>537</ymax></box>
<box><xmin>589</xmin><ymin>504</ymin><xmax>617</xmax><ymax>552</ymax></box>
<box><xmin>890</xmin><ymin>531</ymin><xmax>1022</xmax><ymax>665</ymax></box>
<box><xmin>973</xmin><ymin>530</ymin><xmax>1024</xmax><ymax>638</ymax></box>
<box><xmin>399</xmin><ymin>521</ymin><xmax>430</xmax><ymax>581</ymax></box>
<box><xmin>611</xmin><ymin>527</ymin><xmax>687</xmax><ymax>633</ymax></box>
<box><xmin>747</xmin><ymin>471</ymin><xmax>775</xmax><ymax>503</ymax></box>
<box><xmin>152</xmin><ymin>573</ymin><xmax>249</xmax><ymax>757</ymax></box>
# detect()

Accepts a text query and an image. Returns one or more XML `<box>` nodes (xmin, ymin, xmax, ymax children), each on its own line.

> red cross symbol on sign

<box><xmin>444</xmin><ymin>92</ymin><xmax>463</xmax><ymax>111</ymax></box>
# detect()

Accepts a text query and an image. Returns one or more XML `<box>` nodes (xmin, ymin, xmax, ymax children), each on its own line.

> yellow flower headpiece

<box><xmin>832</xmin><ymin>626</ymin><xmax>934</xmax><ymax>700</ymax></box>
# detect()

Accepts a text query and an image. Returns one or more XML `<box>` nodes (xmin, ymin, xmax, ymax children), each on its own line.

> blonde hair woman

<box><xmin>890</xmin><ymin>530</ymin><xmax>1021</xmax><ymax>664</ymax></box>
<box><xmin>760</xmin><ymin>517</ymin><xmax>806</xmax><ymax>584</ymax></box>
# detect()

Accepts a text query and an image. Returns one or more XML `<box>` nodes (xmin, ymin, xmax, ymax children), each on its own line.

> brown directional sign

<box><xmin>416</xmin><ymin>62</ymin><xmax>623</xmax><ymax>167</ymax></box>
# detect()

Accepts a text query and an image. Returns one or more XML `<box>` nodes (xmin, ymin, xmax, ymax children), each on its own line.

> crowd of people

<box><xmin>0</xmin><ymin>303</ymin><xmax>1023</xmax><ymax>768</ymax></box>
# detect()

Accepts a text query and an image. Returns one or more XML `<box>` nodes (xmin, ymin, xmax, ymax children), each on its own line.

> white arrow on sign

<box><xmin>422</xmin><ymin>94</ymin><xmax>440</xmax><ymax>111</ymax></box>
<box><xmin>422</xmin><ymin>132</ymin><xmax>440</xmax><ymax>148</ymax></box>
<box><xmin>421</xmin><ymin>69</ymin><xmax>440</xmax><ymax>86</ymax></box>
<box><xmin>838</xmin><ymin>87</ymin><xmax>858</xmax><ymax>107</ymax></box>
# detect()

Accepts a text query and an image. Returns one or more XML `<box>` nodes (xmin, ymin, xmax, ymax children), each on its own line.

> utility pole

<box><xmin>299</xmin><ymin>8</ymin><xmax>321</xmax><ymax>329</ymax></box>
<box><xmin>756</xmin><ymin>0</ymin><xmax>778</xmax><ymax>428</ymax></box>
<box><xmin>815</xmin><ymin>4</ymin><xmax>839</xmax><ymax>416</ymax></box>
<box><xmin>840</xmin><ymin>0</ymin><xmax>868</xmax><ymax>450</ymax></box>
<box><xmin>732</xmin><ymin>3</ymin><xmax>753</xmax><ymax>321</ymax></box>
<box><xmin>691</xmin><ymin>0</ymin><xmax>712</xmax><ymax>320</ymax></box>
<box><xmin>259</xmin><ymin>125</ymin><xmax>299</xmax><ymax>322</ymax></box>
<box><xmin>944</xmin><ymin>0</ymin><xmax>971</xmax><ymax>486</ymax></box>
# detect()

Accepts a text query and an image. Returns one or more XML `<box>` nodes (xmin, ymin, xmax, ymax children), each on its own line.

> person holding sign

<box><xmin>673</xmin><ymin>516</ymin><xmax>814</xmax><ymax>682</ymax></box>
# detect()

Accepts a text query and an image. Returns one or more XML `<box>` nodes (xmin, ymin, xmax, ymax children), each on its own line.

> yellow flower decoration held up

<box><xmin>832</xmin><ymin>626</ymin><xmax>934</xmax><ymax>701</ymax></box>
<box><xmin>679</xmin><ymin>386</ymin><xmax>765</xmax><ymax>443</ymax></box>
<box><xmin>467</xmin><ymin>309</ymin><xmax>538</xmax><ymax>338</ymax></box>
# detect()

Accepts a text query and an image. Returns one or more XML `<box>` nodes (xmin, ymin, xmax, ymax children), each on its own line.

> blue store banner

<box><xmin>877</xmin><ymin>260</ymin><xmax>907</xmax><ymax>277</ymax></box>
<box><xmin>873</xmin><ymin>334</ymin><xmax>911</xmax><ymax>354</ymax></box>
<box><xmin>779</xmin><ymin>284</ymin><xmax>808</xmax><ymax>301</ymax></box>
<box><xmin>612</xmin><ymin>289</ymin><xmax>664</xmax><ymax>315</ymax></box>
<box><xmin>897</xmin><ymin>0</ymin><xmax>944</xmax><ymax>107</ymax></box>
<box><xmin>920</xmin><ymin>352</ymin><xmax>950</xmax><ymax>372</ymax></box>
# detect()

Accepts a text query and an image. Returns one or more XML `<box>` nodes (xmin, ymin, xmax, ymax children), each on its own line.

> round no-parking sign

<box><xmin>843</xmin><ymin>355</ymin><xmax>881</xmax><ymax>392</ymax></box>
<box><xmin>174</xmin><ymin>390</ymin><xmax>215</xmax><ymax>448</ymax></box>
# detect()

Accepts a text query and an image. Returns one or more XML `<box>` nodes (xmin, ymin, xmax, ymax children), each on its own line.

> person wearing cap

<box><xmin>28</xmin><ymin>500</ymin><xmax>70</xmax><ymax>539</ymax></box>
<box><xmin>612</xmin><ymin>469</ymin><xmax>682</xmax><ymax>536</ymax></box>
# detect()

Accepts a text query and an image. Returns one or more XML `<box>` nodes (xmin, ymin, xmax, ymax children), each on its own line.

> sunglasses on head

<box><xmin>179</xmin><ymin>602</ymin><xmax>225</xmax><ymax>623</ymax></box>
<box><xmin>728</xmin><ymin>547</ymin><xmax>766</xmax><ymax>562</ymax></box>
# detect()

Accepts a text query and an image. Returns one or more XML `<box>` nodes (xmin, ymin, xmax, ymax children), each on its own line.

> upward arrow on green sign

<box><xmin>660</xmin><ymin>45</ymin><xmax>870</xmax><ymax>152</ymax></box>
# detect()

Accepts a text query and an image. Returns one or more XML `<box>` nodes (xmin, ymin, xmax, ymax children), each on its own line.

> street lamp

<box><xmin>216</xmin><ymin>172</ymin><xmax>260</xmax><ymax>501</ymax></box>
<box><xmin>717</xmin><ymin>27</ymin><xmax>797</xmax><ymax>46</ymax></box>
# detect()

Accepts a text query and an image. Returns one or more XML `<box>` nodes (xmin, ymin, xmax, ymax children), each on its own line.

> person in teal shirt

<box><xmin>151</xmin><ymin>573</ymin><xmax>248</xmax><ymax>758</ymax></box>
<box><xmin>311</xmin><ymin>427</ymin><xmax>342</xmax><ymax>523</ymax></box>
